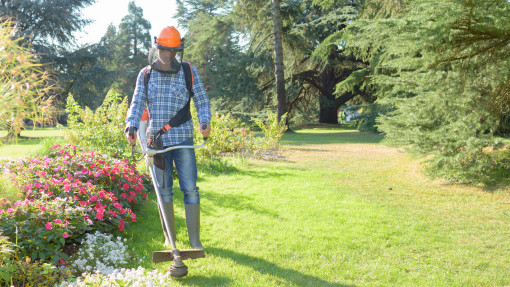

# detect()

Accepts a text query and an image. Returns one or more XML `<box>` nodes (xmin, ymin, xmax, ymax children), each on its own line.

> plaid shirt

<box><xmin>125</xmin><ymin>64</ymin><xmax>211</xmax><ymax>147</ymax></box>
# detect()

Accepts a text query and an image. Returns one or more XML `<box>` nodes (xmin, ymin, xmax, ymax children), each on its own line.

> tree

<box><xmin>113</xmin><ymin>1</ymin><xmax>151</xmax><ymax>99</ymax></box>
<box><xmin>176</xmin><ymin>1</ymin><xmax>264</xmax><ymax>115</ymax></box>
<box><xmin>336</xmin><ymin>0</ymin><xmax>510</xmax><ymax>183</ymax></box>
<box><xmin>0</xmin><ymin>19</ymin><xmax>55</xmax><ymax>141</ymax></box>
<box><xmin>271</xmin><ymin>0</ymin><xmax>287</xmax><ymax>123</ymax></box>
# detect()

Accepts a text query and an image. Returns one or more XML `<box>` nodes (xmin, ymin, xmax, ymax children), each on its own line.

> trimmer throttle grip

<box><xmin>127</xmin><ymin>126</ymin><xmax>136</xmax><ymax>140</ymax></box>
<box><xmin>201</xmin><ymin>123</ymin><xmax>208</xmax><ymax>141</ymax></box>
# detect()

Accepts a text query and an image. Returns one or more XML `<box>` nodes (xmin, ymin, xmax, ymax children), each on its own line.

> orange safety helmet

<box><xmin>154</xmin><ymin>26</ymin><xmax>184</xmax><ymax>50</ymax></box>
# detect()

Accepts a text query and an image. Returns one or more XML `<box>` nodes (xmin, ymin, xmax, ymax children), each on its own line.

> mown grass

<box><xmin>0</xmin><ymin>127</ymin><xmax>63</xmax><ymax>159</ymax></box>
<box><xmin>126</xmin><ymin>127</ymin><xmax>509</xmax><ymax>286</ymax></box>
<box><xmin>2</xmin><ymin>127</ymin><xmax>509</xmax><ymax>286</ymax></box>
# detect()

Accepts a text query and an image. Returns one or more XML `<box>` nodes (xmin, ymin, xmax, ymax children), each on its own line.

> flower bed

<box><xmin>0</xmin><ymin>145</ymin><xmax>150</xmax><ymax>265</ymax></box>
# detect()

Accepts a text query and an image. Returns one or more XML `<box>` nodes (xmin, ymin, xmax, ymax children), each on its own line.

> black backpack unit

<box><xmin>143</xmin><ymin>62</ymin><xmax>195</xmax><ymax>150</ymax></box>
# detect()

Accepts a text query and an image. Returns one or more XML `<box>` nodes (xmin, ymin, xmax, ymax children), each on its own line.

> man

<box><xmin>125</xmin><ymin>26</ymin><xmax>211</xmax><ymax>250</ymax></box>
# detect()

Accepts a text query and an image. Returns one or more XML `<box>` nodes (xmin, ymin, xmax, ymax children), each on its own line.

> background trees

<box><xmin>1</xmin><ymin>0</ymin><xmax>508</xmax><ymax>183</ymax></box>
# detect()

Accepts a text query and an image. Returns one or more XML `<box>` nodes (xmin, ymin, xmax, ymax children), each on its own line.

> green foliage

<box><xmin>335</xmin><ymin>0</ymin><xmax>510</xmax><ymax>183</ymax></box>
<box><xmin>0</xmin><ymin>19</ymin><xmax>55</xmax><ymax>140</ymax></box>
<box><xmin>0</xmin><ymin>236</ymin><xmax>71</xmax><ymax>287</ymax></box>
<box><xmin>191</xmin><ymin>105</ymin><xmax>264</xmax><ymax>160</ymax></box>
<box><xmin>0</xmin><ymin>199</ymin><xmax>89</xmax><ymax>264</ymax></box>
<box><xmin>59</xmin><ymin>90</ymin><xmax>131</xmax><ymax>158</ymax></box>
<box><xmin>254</xmin><ymin>112</ymin><xmax>288</xmax><ymax>149</ymax></box>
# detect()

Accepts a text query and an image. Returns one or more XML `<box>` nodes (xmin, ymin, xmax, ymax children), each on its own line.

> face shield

<box><xmin>148</xmin><ymin>39</ymin><xmax>184</xmax><ymax>74</ymax></box>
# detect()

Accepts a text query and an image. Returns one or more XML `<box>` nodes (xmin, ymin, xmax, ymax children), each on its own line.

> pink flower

<box><xmin>119</xmin><ymin>219</ymin><xmax>125</xmax><ymax>232</ymax></box>
<box><xmin>64</xmin><ymin>185</ymin><xmax>71</xmax><ymax>192</ymax></box>
<box><xmin>129</xmin><ymin>191</ymin><xmax>136</xmax><ymax>197</ymax></box>
<box><xmin>59</xmin><ymin>258</ymin><xmax>66</xmax><ymax>265</ymax></box>
<box><xmin>96</xmin><ymin>212</ymin><xmax>104</xmax><ymax>220</ymax></box>
<box><xmin>121</xmin><ymin>193</ymin><xmax>127</xmax><ymax>199</ymax></box>
<box><xmin>40</xmin><ymin>171</ymin><xmax>47</xmax><ymax>177</ymax></box>
<box><xmin>46</xmin><ymin>191</ymin><xmax>53</xmax><ymax>197</ymax></box>
<box><xmin>63</xmin><ymin>232</ymin><xmax>68</xmax><ymax>238</ymax></box>
<box><xmin>35</xmin><ymin>182</ymin><xmax>41</xmax><ymax>189</ymax></box>
<box><xmin>122</xmin><ymin>183</ymin><xmax>129</xmax><ymax>190</ymax></box>
<box><xmin>43</xmin><ymin>184</ymin><xmax>49</xmax><ymax>190</ymax></box>
<box><xmin>127</xmin><ymin>197</ymin><xmax>133</xmax><ymax>202</ymax></box>
<box><xmin>54</xmin><ymin>219</ymin><xmax>62</xmax><ymax>224</ymax></box>
<box><xmin>99</xmin><ymin>190</ymin><xmax>106</xmax><ymax>198</ymax></box>
<box><xmin>45</xmin><ymin>222</ymin><xmax>53</xmax><ymax>230</ymax></box>
<box><xmin>114</xmin><ymin>152</ymin><xmax>119</xmax><ymax>157</ymax></box>
<box><xmin>41</xmin><ymin>206</ymin><xmax>46</xmax><ymax>211</ymax></box>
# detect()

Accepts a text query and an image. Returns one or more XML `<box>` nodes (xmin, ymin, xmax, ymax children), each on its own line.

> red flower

<box><xmin>121</xmin><ymin>193</ymin><xmax>127</xmax><ymax>199</ymax></box>
<box><xmin>122</xmin><ymin>183</ymin><xmax>129</xmax><ymax>190</ymax></box>
<box><xmin>45</xmin><ymin>222</ymin><xmax>53</xmax><ymax>230</ymax></box>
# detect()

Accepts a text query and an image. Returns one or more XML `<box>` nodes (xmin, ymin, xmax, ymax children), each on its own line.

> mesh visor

<box><xmin>148</xmin><ymin>46</ymin><xmax>183</xmax><ymax>74</ymax></box>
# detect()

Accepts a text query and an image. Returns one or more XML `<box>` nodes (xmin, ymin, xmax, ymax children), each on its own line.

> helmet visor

<box><xmin>148</xmin><ymin>46</ymin><xmax>183</xmax><ymax>74</ymax></box>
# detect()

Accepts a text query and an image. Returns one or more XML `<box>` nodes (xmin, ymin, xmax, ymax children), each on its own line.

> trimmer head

<box><xmin>152</xmin><ymin>249</ymin><xmax>205</xmax><ymax>263</ymax></box>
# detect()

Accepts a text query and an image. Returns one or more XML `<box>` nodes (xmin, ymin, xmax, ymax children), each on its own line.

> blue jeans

<box><xmin>154</xmin><ymin>138</ymin><xmax>199</xmax><ymax>204</ymax></box>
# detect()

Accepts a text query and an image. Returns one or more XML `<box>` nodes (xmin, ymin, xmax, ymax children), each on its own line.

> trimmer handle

<box><xmin>127</xmin><ymin>126</ymin><xmax>137</xmax><ymax>144</ymax></box>
<box><xmin>201</xmin><ymin>123</ymin><xmax>209</xmax><ymax>141</ymax></box>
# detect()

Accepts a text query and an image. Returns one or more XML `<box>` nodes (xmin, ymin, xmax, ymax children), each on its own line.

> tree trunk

<box><xmin>318</xmin><ymin>66</ymin><xmax>339</xmax><ymax>124</ymax></box>
<box><xmin>319</xmin><ymin>103</ymin><xmax>339</xmax><ymax>124</ymax></box>
<box><xmin>271</xmin><ymin>0</ymin><xmax>287</xmax><ymax>123</ymax></box>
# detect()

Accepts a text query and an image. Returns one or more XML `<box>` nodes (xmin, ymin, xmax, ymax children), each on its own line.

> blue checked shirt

<box><xmin>125</xmin><ymin>64</ymin><xmax>211</xmax><ymax>147</ymax></box>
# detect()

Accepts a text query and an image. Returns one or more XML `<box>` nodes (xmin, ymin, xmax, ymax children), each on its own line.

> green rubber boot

<box><xmin>158</xmin><ymin>202</ymin><xmax>176</xmax><ymax>247</ymax></box>
<box><xmin>185</xmin><ymin>204</ymin><xmax>204</xmax><ymax>249</ymax></box>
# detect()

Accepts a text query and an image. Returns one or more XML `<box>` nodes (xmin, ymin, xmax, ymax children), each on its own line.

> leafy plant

<box><xmin>254</xmin><ymin>112</ymin><xmax>288</xmax><ymax>150</ymax></box>
<box><xmin>0</xmin><ymin>234</ymin><xmax>73</xmax><ymax>287</ymax></box>
<box><xmin>0</xmin><ymin>145</ymin><xmax>151</xmax><ymax>263</ymax></box>
<box><xmin>0</xmin><ymin>18</ymin><xmax>55</xmax><ymax>141</ymax></box>
<box><xmin>59</xmin><ymin>90</ymin><xmax>130</xmax><ymax>158</ymax></box>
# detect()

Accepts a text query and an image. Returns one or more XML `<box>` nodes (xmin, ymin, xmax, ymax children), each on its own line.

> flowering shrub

<box><xmin>69</xmin><ymin>231</ymin><xmax>140</xmax><ymax>276</ymax></box>
<box><xmin>0</xmin><ymin>145</ymin><xmax>150</xmax><ymax>264</ymax></box>
<box><xmin>0</xmin><ymin>199</ymin><xmax>89</xmax><ymax>263</ymax></box>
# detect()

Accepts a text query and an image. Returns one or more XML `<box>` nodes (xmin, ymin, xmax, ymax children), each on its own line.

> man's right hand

<box><xmin>126</xmin><ymin>130</ymin><xmax>137</xmax><ymax>146</ymax></box>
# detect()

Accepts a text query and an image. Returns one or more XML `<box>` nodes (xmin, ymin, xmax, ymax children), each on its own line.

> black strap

<box><xmin>143</xmin><ymin>63</ymin><xmax>195</xmax><ymax>140</ymax></box>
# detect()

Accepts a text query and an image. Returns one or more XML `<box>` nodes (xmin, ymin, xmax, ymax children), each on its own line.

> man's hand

<box><xmin>200</xmin><ymin>122</ymin><xmax>211</xmax><ymax>139</ymax></box>
<box><xmin>126</xmin><ymin>129</ymin><xmax>138</xmax><ymax>146</ymax></box>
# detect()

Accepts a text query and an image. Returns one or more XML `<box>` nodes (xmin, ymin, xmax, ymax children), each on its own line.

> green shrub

<box><xmin>191</xmin><ymin>106</ymin><xmax>265</xmax><ymax>161</ymax></box>
<box><xmin>0</xmin><ymin>199</ymin><xmax>90</xmax><ymax>264</ymax></box>
<box><xmin>254</xmin><ymin>112</ymin><xmax>288</xmax><ymax>150</ymax></box>
<box><xmin>59</xmin><ymin>90</ymin><xmax>130</xmax><ymax>158</ymax></box>
<box><xmin>0</xmin><ymin>235</ymin><xmax>71</xmax><ymax>287</ymax></box>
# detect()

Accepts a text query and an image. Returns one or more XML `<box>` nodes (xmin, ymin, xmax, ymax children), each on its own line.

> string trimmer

<box><xmin>129</xmin><ymin>116</ymin><xmax>207</xmax><ymax>277</ymax></box>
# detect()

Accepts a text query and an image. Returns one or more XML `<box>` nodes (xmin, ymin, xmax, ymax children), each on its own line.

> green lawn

<box><xmin>1</xmin><ymin>126</ymin><xmax>509</xmax><ymax>286</ymax></box>
<box><xmin>0</xmin><ymin>127</ymin><xmax>63</xmax><ymax>159</ymax></box>
<box><xmin>126</xmin><ymin>127</ymin><xmax>510</xmax><ymax>286</ymax></box>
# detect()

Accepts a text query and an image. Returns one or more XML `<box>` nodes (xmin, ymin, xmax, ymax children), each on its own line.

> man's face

<box><xmin>158</xmin><ymin>49</ymin><xmax>177</xmax><ymax>65</ymax></box>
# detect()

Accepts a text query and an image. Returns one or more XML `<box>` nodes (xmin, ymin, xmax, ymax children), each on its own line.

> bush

<box><xmin>0</xmin><ymin>145</ymin><xmax>150</xmax><ymax>263</ymax></box>
<box><xmin>0</xmin><ymin>235</ymin><xmax>72</xmax><ymax>287</ymax></box>
<box><xmin>59</xmin><ymin>90</ymin><xmax>130</xmax><ymax>158</ymax></box>
<box><xmin>0</xmin><ymin>199</ymin><xmax>89</xmax><ymax>264</ymax></box>
<box><xmin>254</xmin><ymin>112</ymin><xmax>288</xmax><ymax>150</ymax></box>
<box><xmin>191</xmin><ymin>106</ymin><xmax>265</xmax><ymax>161</ymax></box>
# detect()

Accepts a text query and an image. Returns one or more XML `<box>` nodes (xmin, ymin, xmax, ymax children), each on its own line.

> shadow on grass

<box><xmin>178</xmin><ymin>275</ymin><xmax>232</xmax><ymax>286</ymax></box>
<box><xmin>0</xmin><ymin>136</ymin><xmax>43</xmax><ymax>145</ymax></box>
<box><xmin>282</xmin><ymin>130</ymin><xmax>382</xmax><ymax>146</ymax></box>
<box><xmin>207</xmin><ymin>247</ymin><xmax>354</xmax><ymax>287</ymax></box>
<box><xmin>202</xmin><ymin>190</ymin><xmax>280</xmax><ymax>219</ymax></box>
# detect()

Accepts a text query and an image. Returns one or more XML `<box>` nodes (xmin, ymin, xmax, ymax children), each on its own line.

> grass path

<box><xmin>127</xmin><ymin>127</ymin><xmax>510</xmax><ymax>286</ymax></box>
